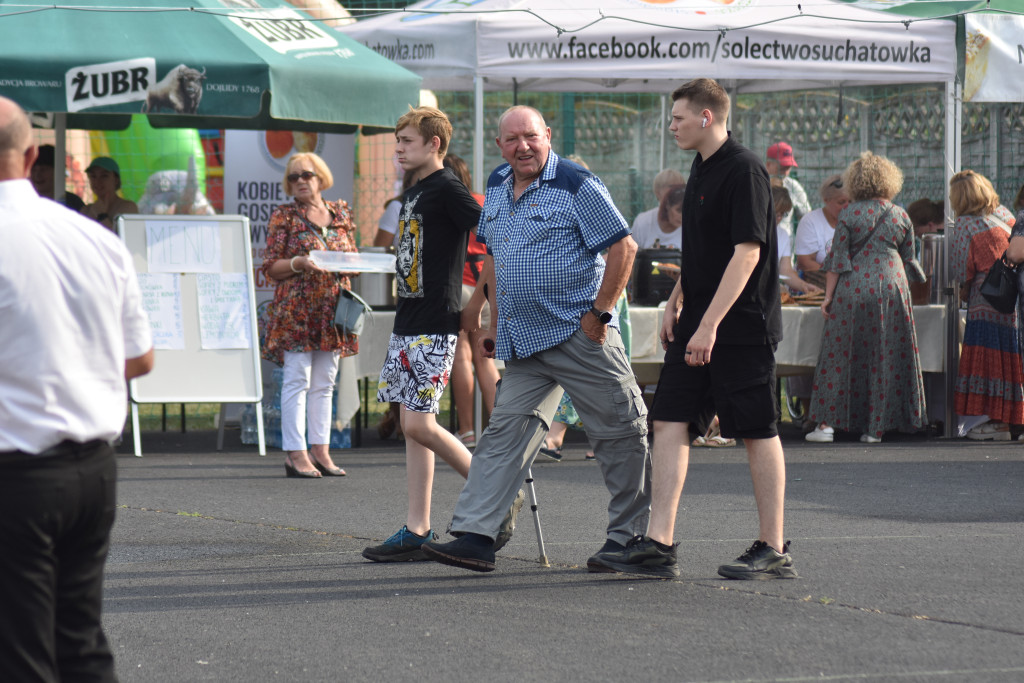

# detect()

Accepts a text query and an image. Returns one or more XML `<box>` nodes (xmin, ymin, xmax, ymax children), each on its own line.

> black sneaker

<box><xmin>493</xmin><ymin>489</ymin><xmax>525</xmax><ymax>552</ymax></box>
<box><xmin>421</xmin><ymin>534</ymin><xmax>496</xmax><ymax>572</ymax></box>
<box><xmin>717</xmin><ymin>540</ymin><xmax>798</xmax><ymax>580</ymax></box>
<box><xmin>361</xmin><ymin>525</ymin><xmax>437</xmax><ymax>562</ymax></box>
<box><xmin>586</xmin><ymin>535</ymin><xmax>680</xmax><ymax>579</ymax></box>
<box><xmin>585</xmin><ymin>539</ymin><xmax>625</xmax><ymax>571</ymax></box>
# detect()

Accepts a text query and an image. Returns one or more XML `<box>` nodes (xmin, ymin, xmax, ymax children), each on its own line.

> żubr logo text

<box><xmin>228</xmin><ymin>8</ymin><xmax>337</xmax><ymax>55</ymax></box>
<box><xmin>65</xmin><ymin>58</ymin><xmax>156</xmax><ymax>113</ymax></box>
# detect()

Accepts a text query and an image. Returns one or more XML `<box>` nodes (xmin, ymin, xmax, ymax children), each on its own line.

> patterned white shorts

<box><xmin>376</xmin><ymin>333</ymin><xmax>458</xmax><ymax>413</ymax></box>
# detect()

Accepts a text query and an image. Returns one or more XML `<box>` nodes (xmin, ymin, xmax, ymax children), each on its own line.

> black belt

<box><xmin>0</xmin><ymin>439</ymin><xmax>107</xmax><ymax>458</ymax></box>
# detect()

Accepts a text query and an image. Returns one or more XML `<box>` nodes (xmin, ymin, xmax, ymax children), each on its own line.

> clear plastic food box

<box><xmin>309</xmin><ymin>251</ymin><xmax>396</xmax><ymax>273</ymax></box>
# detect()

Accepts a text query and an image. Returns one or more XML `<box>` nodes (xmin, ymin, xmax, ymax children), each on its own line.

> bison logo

<box><xmin>142</xmin><ymin>64</ymin><xmax>206</xmax><ymax>114</ymax></box>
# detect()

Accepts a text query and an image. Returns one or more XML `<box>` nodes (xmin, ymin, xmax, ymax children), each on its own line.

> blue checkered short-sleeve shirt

<box><xmin>478</xmin><ymin>152</ymin><xmax>629</xmax><ymax>360</ymax></box>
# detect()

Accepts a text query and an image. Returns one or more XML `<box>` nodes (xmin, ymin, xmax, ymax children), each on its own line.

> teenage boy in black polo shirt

<box><xmin>590</xmin><ymin>78</ymin><xmax>796</xmax><ymax>580</ymax></box>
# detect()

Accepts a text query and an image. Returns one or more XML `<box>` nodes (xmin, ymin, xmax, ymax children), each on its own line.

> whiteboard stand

<box><xmin>215</xmin><ymin>403</ymin><xmax>266</xmax><ymax>456</ymax></box>
<box><xmin>119</xmin><ymin>215</ymin><xmax>265</xmax><ymax>457</ymax></box>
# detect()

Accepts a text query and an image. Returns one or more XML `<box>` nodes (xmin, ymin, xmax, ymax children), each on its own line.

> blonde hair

<box><xmin>653</xmin><ymin>168</ymin><xmax>685</xmax><ymax>197</ymax></box>
<box><xmin>283</xmin><ymin>152</ymin><xmax>333</xmax><ymax>196</ymax></box>
<box><xmin>395</xmin><ymin>105</ymin><xmax>453</xmax><ymax>157</ymax></box>
<box><xmin>819</xmin><ymin>173</ymin><xmax>846</xmax><ymax>202</ymax></box>
<box><xmin>842</xmin><ymin>151</ymin><xmax>903</xmax><ymax>201</ymax></box>
<box><xmin>949</xmin><ymin>169</ymin><xmax>999</xmax><ymax>217</ymax></box>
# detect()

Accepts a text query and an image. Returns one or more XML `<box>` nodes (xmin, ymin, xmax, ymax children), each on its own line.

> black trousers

<box><xmin>0</xmin><ymin>440</ymin><xmax>118</xmax><ymax>683</ymax></box>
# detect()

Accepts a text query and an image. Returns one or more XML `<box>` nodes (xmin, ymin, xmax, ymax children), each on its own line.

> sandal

<box><xmin>584</xmin><ymin>452</ymin><xmax>596</xmax><ymax>461</ymax></box>
<box><xmin>538</xmin><ymin>446</ymin><xmax>563</xmax><ymax>461</ymax></box>
<box><xmin>691</xmin><ymin>436</ymin><xmax>707</xmax><ymax>447</ymax></box>
<box><xmin>458</xmin><ymin>429</ymin><xmax>476</xmax><ymax>449</ymax></box>
<box><xmin>704</xmin><ymin>435</ymin><xmax>736</xmax><ymax>448</ymax></box>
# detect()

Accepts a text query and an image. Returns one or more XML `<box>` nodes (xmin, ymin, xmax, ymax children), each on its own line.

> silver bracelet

<box><xmin>290</xmin><ymin>256</ymin><xmax>302</xmax><ymax>273</ymax></box>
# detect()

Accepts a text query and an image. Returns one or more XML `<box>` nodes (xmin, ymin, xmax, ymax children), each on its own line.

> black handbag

<box><xmin>979</xmin><ymin>251</ymin><xmax>1019</xmax><ymax>314</ymax></box>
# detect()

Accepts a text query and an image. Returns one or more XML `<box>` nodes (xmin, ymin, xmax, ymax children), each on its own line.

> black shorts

<box><xmin>650</xmin><ymin>340</ymin><xmax>779</xmax><ymax>441</ymax></box>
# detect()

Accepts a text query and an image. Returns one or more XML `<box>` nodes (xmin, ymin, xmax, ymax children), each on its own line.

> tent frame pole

<box><xmin>943</xmin><ymin>79</ymin><xmax>961</xmax><ymax>440</ymax></box>
<box><xmin>473</xmin><ymin>75</ymin><xmax>484</xmax><ymax>195</ymax></box>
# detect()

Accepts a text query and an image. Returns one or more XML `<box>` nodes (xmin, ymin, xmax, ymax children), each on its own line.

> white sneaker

<box><xmin>860</xmin><ymin>434</ymin><xmax>881</xmax><ymax>443</ymax></box>
<box><xmin>805</xmin><ymin>425</ymin><xmax>834</xmax><ymax>443</ymax></box>
<box><xmin>966</xmin><ymin>423</ymin><xmax>1011</xmax><ymax>441</ymax></box>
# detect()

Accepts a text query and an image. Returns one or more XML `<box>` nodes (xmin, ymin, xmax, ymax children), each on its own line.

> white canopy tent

<box><xmin>342</xmin><ymin>0</ymin><xmax>956</xmax><ymax>184</ymax></box>
<box><xmin>342</xmin><ymin>0</ymin><xmax>964</xmax><ymax>434</ymax></box>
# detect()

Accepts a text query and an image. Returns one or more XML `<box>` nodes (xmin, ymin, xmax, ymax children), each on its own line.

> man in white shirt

<box><xmin>631</xmin><ymin>167</ymin><xmax>685</xmax><ymax>249</ymax></box>
<box><xmin>0</xmin><ymin>96</ymin><xmax>154</xmax><ymax>682</ymax></box>
<box><xmin>766</xmin><ymin>142</ymin><xmax>811</xmax><ymax>237</ymax></box>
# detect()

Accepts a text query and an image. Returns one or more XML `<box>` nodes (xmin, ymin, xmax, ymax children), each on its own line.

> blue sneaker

<box><xmin>362</xmin><ymin>525</ymin><xmax>437</xmax><ymax>562</ymax></box>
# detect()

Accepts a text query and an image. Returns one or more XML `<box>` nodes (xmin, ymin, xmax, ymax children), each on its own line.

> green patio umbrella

<box><xmin>0</xmin><ymin>0</ymin><xmax>420</xmax><ymax>133</ymax></box>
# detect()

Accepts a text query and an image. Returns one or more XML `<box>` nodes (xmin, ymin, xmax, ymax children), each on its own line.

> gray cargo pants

<box><xmin>449</xmin><ymin>326</ymin><xmax>651</xmax><ymax>546</ymax></box>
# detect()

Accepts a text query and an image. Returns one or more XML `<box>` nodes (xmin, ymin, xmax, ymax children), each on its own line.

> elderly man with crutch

<box><xmin>421</xmin><ymin>105</ymin><xmax>651</xmax><ymax>573</ymax></box>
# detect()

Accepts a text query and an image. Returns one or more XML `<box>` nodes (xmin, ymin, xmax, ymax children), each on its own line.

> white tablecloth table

<box><xmin>628</xmin><ymin>304</ymin><xmax>948</xmax><ymax>384</ymax></box>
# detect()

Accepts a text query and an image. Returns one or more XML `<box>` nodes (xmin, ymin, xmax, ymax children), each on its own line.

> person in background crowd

<box><xmin>0</xmin><ymin>96</ymin><xmax>154</xmax><ymax>682</ymax></box>
<box><xmin>766</xmin><ymin>141</ymin><xmax>811</xmax><ymax>235</ymax></box>
<box><xmin>646</xmin><ymin>182</ymin><xmax>685</xmax><ymax>250</ymax></box>
<box><xmin>590</xmin><ymin>78</ymin><xmax>793</xmax><ymax>581</ymax></box>
<box><xmin>794</xmin><ymin>173</ymin><xmax>850</xmax><ymax>277</ymax></box>
<box><xmin>444</xmin><ymin>152</ymin><xmax>500</xmax><ymax>449</ymax></box>
<box><xmin>907</xmin><ymin>198</ymin><xmax>945</xmax><ymax>239</ymax></box>
<box><xmin>261</xmin><ymin>152</ymin><xmax>359</xmax><ymax>478</ymax></box>
<box><xmin>796</xmin><ymin>172</ymin><xmax>850</xmax><ymax>439</ymax></box>
<box><xmin>806</xmin><ymin>152</ymin><xmax>927</xmax><ymax>444</ymax></box>
<box><xmin>82</xmin><ymin>156</ymin><xmax>138</xmax><ymax>231</ymax></box>
<box><xmin>1003</xmin><ymin>204</ymin><xmax>1024</xmax><ymax>440</ymax></box>
<box><xmin>772</xmin><ymin>183</ymin><xmax>820</xmax><ymax>295</ymax></box>
<box><xmin>373</xmin><ymin>169</ymin><xmax>416</xmax><ymax>249</ymax></box>
<box><xmin>949</xmin><ymin>170</ymin><xmax>1023</xmax><ymax>441</ymax></box>
<box><xmin>631</xmin><ymin>168</ymin><xmax>685</xmax><ymax>249</ymax></box>
<box><xmin>1013</xmin><ymin>183</ymin><xmax>1024</xmax><ymax>215</ymax></box>
<box><xmin>30</xmin><ymin>144</ymin><xmax>84</xmax><ymax>212</ymax></box>
<box><xmin>421</xmin><ymin>106</ymin><xmax>650</xmax><ymax>574</ymax></box>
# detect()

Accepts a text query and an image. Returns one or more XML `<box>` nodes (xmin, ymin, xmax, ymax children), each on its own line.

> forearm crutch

<box><xmin>524</xmin><ymin>467</ymin><xmax>549</xmax><ymax>567</ymax></box>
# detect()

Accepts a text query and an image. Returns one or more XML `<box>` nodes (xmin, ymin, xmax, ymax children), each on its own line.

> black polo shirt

<box><xmin>678</xmin><ymin>134</ymin><xmax>781</xmax><ymax>345</ymax></box>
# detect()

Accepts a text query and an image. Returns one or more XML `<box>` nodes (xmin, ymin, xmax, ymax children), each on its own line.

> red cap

<box><xmin>766</xmin><ymin>142</ymin><xmax>797</xmax><ymax>168</ymax></box>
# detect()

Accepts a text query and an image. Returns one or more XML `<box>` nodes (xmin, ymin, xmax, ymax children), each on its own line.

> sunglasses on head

<box><xmin>830</xmin><ymin>179</ymin><xmax>843</xmax><ymax>189</ymax></box>
<box><xmin>287</xmin><ymin>171</ymin><xmax>317</xmax><ymax>183</ymax></box>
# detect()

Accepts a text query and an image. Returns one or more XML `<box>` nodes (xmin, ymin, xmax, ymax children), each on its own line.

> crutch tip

<box><xmin>538</xmin><ymin>556</ymin><xmax>550</xmax><ymax>567</ymax></box>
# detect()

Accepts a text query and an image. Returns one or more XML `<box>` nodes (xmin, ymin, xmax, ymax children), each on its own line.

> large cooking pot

<box><xmin>351</xmin><ymin>247</ymin><xmax>396</xmax><ymax>309</ymax></box>
<box><xmin>630</xmin><ymin>247</ymin><xmax>681</xmax><ymax>306</ymax></box>
<box><xmin>912</xmin><ymin>232</ymin><xmax>946</xmax><ymax>305</ymax></box>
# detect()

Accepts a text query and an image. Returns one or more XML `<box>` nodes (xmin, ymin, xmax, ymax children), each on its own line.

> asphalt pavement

<box><xmin>103</xmin><ymin>424</ymin><xmax>1024</xmax><ymax>682</ymax></box>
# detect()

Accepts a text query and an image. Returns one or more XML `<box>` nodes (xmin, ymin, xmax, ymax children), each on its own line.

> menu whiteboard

<box><xmin>118</xmin><ymin>215</ymin><xmax>264</xmax><ymax>455</ymax></box>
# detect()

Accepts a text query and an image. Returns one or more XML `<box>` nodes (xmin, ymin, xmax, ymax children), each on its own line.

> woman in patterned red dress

<box><xmin>949</xmin><ymin>170</ymin><xmax>1022</xmax><ymax>440</ymax></box>
<box><xmin>807</xmin><ymin>152</ymin><xmax>927</xmax><ymax>443</ymax></box>
<box><xmin>261</xmin><ymin>153</ymin><xmax>359</xmax><ymax>477</ymax></box>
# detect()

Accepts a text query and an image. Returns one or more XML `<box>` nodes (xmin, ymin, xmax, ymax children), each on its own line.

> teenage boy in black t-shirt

<box><xmin>591</xmin><ymin>79</ymin><xmax>797</xmax><ymax>580</ymax></box>
<box><xmin>364</xmin><ymin>106</ymin><xmax>522</xmax><ymax>563</ymax></box>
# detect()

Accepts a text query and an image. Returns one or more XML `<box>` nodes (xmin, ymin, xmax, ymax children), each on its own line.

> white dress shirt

<box><xmin>0</xmin><ymin>179</ymin><xmax>152</xmax><ymax>453</ymax></box>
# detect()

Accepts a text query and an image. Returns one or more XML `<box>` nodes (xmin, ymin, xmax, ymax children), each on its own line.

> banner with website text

<box><xmin>475</xmin><ymin>14</ymin><xmax>954</xmax><ymax>87</ymax></box>
<box><xmin>343</xmin><ymin>0</ymin><xmax>956</xmax><ymax>92</ymax></box>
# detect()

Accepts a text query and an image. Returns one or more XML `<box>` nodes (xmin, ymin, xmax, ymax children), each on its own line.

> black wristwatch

<box><xmin>589</xmin><ymin>306</ymin><xmax>612</xmax><ymax>324</ymax></box>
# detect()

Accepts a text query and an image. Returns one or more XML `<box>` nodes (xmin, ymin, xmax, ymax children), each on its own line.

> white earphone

<box><xmin>702</xmin><ymin>116</ymin><xmax>708</xmax><ymax>128</ymax></box>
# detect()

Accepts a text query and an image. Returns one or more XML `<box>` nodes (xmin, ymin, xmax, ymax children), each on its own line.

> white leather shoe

<box><xmin>804</xmin><ymin>424</ymin><xmax>834</xmax><ymax>443</ymax></box>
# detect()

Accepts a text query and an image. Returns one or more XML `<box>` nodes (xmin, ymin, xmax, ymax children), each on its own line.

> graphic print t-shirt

<box><xmin>393</xmin><ymin>168</ymin><xmax>481</xmax><ymax>335</ymax></box>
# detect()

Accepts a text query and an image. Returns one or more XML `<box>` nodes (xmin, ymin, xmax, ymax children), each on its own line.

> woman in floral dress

<box><xmin>949</xmin><ymin>170</ymin><xmax>1022</xmax><ymax>440</ymax></box>
<box><xmin>807</xmin><ymin>152</ymin><xmax>927</xmax><ymax>443</ymax></box>
<box><xmin>262</xmin><ymin>152</ymin><xmax>359</xmax><ymax>477</ymax></box>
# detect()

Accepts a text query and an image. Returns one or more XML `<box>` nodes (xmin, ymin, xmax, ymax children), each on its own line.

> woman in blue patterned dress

<box><xmin>806</xmin><ymin>152</ymin><xmax>927</xmax><ymax>443</ymax></box>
